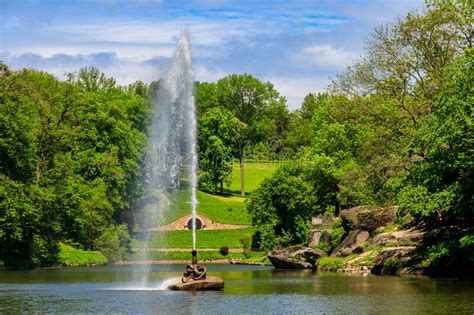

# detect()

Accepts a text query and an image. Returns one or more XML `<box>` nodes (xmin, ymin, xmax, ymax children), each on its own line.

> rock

<box><xmin>331</xmin><ymin>230</ymin><xmax>369</xmax><ymax>257</ymax></box>
<box><xmin>341</xmin><ymin>206</ymin><xmax>398</xmax><ymax>232</ymax></box>
<box><xmin>308</xmin><ymin>230</ymin><xmax>321</xmax><ymax>247</ymax></box>
<box><xmin>370</xmin><ymin>229</ymin><xmax>423</xmax><ymax>246</ymax></box>
<box><xmin>167</xmin><ymin>276</ymin><xmax>224</xmax><ymax>291</ymax></box>
<box><xmin>371</xmin><ymin>246</ymin><xmax>415</xmax><ymax>275</ymax></box>
<box><xmin>268</xmin><ymin>247</ymin><xmax>326</xmax><ymax>269</ymax></box>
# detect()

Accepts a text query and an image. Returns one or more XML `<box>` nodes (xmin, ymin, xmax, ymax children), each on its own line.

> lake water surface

<box><xmin>1</xmin><ymin>264</ymin><xmax>473</xmax><ymax>314</ymax></box>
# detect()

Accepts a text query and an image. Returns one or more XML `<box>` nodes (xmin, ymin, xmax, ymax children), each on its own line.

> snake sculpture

<box><xmin>182</xmin><ymin>250</ymin><xmax>207</xmax><ymax>283</ymax></box>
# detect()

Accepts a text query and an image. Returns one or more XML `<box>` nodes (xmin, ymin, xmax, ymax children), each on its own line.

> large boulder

<box><xmin>308</xmin><ymin>230</ymin><xmax>321</xmax><ymax>247</ymax></box>
<box><xmin>370</xmin><ymin>229</ymin><xmax>423</xmax><ymax>247</ymax></box>
<box><xmin>268</xmin><ymin>247</ymin><xmax>326</xmax><ymax>269</ymax></box>
<box><xmin>371</xmin><ymin>246</ymin><xmax>415</xmax><ymax>275</ymax></box>
<box><xmin>167</xmin><ymin>276</ymin><xmax>224</xmax><ymax>291</ymax></box>
<box><xmin>341</xmin><ymin>206</ymin><xmax>398</xmax><ymax>232</ymax></box>
<box><xmin>331</xmin><ymin>230</ymin><xmax>369</xmax><ymax>257</ymax></box>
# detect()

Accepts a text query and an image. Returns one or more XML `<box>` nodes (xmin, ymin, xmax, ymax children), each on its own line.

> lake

<box><xmin>1</xmin><ymin>265</ymin><xmax>473</xmax><ymax>314</ymax></box>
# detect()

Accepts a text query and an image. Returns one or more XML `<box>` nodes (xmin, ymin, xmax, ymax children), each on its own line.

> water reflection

<box><xmin>1</xmin><ymin>265</ymin><xmax>473</xmax><ymax>313</ymax></box>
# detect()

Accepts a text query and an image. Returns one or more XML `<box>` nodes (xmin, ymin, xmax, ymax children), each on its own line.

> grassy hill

<box><xmin>225</xmin><ymin>160</ymin><xmax>280</xmax><ymax>195</ymax></box>
<box><xmin>128</xmin><ymin>161</ymin><xmax>281</xmax><ymax>262</ymax></box>
<box><xmin>133</xmin><ymin>228</ymin><xmax>254</xmax><ymax>249</ymax></box>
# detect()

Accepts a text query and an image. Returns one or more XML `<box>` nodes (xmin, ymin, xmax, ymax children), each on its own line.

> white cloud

<box><xmin>46</xmin><ymin>17</ymin><xmax>256</xmax><ymax>46</ymax></box>
<box><xmin>299</xmin><ymin>44</ymin><xmax>358</xmax><ymax>69</ymax></box>
<box><xmin>269</xmin><ymin>76</ymin><xmax>330</xmax><ymax>111</ymax></box>
<box><xmin>194</xmin><ymin>64</ymin><xmax>227</xmax><ymax>83</ymax></box>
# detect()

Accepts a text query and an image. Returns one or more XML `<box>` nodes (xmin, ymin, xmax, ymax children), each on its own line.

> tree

<box><xmin>331</xmin><ymin>0</ymin><xmax>472</xmax><ymax>127</ymax></box>
<box><xmin>397</xmin><ymin>50</ymin><xmax>473</xmax><ymax>274</ymax></box>
<box><xmin>0</xmin><ymin>65</ymin><xmax>149</xmax><ymax>267</ymax></box>
<box><xmin>77</xmin><ymin>66</ymin><xmax>116</xmax><ymax>92</ymax></box>
<box><xmin>198</xmin><ymin>107</ymin><xmax>244</xmax><ymax>194</ymax></box>
<box><xmin>247</xmin><ymin>161</ymin><xmax>337</xmax><ymax>250</ymax></box>
<box><xmin>215</xmin><ymin>74</ymin><xmax>287</xmax><ymax>195</ymax></box>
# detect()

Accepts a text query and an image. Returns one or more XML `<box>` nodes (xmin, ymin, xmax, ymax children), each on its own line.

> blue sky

<box><xmin>1</xmin><ymin>0</ymin><xmax>423</xmax><ymax>109</ymax></box>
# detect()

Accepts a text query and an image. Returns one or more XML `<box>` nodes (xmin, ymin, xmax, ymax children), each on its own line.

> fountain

<box><xmin>143</xmin><ymin>31</ymin><xmax>223</xmax><ymax>291</ymax></box>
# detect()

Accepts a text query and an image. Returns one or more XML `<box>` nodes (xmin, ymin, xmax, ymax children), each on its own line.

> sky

<box><xmin>0</xmin><ymin>0</ymin><xmax>423</xmax><ymax>110</ymax></box>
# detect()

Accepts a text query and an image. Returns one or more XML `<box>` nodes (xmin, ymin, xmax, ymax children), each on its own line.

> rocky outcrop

<box><xmin>308</xmin><ymin>230</ymin><xmax>321</xmax><ymax>247</ymax></box>
<box><xmin>331</xmin><ymin>230</ymin><xmax>369</xmax><ymax>257</ymax></box>
<box><xmin>268</xmin><ymin>247</ymin><xmax>326</xmax><ymax>269</ymax></box>
<box><xmin>341</xmin><ymin>206</ymin><xmax>398</xmax><ymax>232</ymax></box>
<box><xmin>167</xmin><ymin>276</ymin><xmax>224</xmax><ymax>291</ymax></box>
<box><xmin>370</xmin><ymin>229</ymin><xmax>423</xmax><ymax>246</ymax></box>
<box><xmin>371</xmin><ymin>246</ymin><xmax>415</xmax><ymax>275</ymax></box>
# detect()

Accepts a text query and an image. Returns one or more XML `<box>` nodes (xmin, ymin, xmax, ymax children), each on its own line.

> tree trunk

<box><xmin>239</xmin><ymin>148</ymin><xmax>245</xmax><ymax>196</ymax></box>
<box><xmin>220</xmin><ymin>180</ymin><xmax>224</xmax><ymax>195</ymax></box>
<box><xmin>35</xmin><ymin>159</ymin><xmax>42</xmax><ymax>184</ymax></box>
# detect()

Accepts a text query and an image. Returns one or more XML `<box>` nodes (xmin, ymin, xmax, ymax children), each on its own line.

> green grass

<box><xmin>225</xmin><ymin>161</ymin><xmax>280</xmax><ymax>195</ymax></box>
<box><xmin>143</xmin><ymin>161</ymin><xmax>280</xmax><ymax>228</ymax></box>
<box><xmin>317</xmin><ymin>257</ymin><xmax>345</xmax><ymax>271</ymax></box>
<box><xmin>196</xmin><ymin>191</ymin><xmax>248</xmax><ymax>224</ymax></box>
<box><xmin>133</xmin><ymin>228</ymin><xmax>254</xmax><ymax>249</ymax></box>
<box><xmin>58</xmin><ymin>243</ymin><xmax>108</xmax><ymax>266</ymax></box>
<box><xmin>151</xmin><ymin>190</ymin><xmax>249</xmax><ymax>226</ymax></box>
<box><xmin>127</xmin><ymin>250</ymin><xmax>245</xmax><ymax>261</ymax></box>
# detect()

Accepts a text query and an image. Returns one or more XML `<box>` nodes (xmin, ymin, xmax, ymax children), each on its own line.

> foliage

<box><xmin>198</xmin><ymin>107</ymin><xmax>244</xmax><ymax>194</ymax></box>
<box><xmin>248</xmin><ymin>163</ymin><xmax>336</xmax><ymax>250</ymax></box>
<box><xmin>396</xmin><ymin>49</ymin><xmax>474</xmax><ymax>274</ymax></box>
<box><xmin>58</xmin><ymin>243</ymin><xmax>108</xmax><ymax>267</ymax></box>
<box><xmin>317</xmin><ymin>257</ymin><xmax>344</xmax><ymax>271</ymax></box>
<box><xmin>398</xmin><ymin>49</ymin><xmax>473</xmax><ymax>220</ymax></box>
<box><xmin>0</xmin><ymin>66</ymin><xmax>147</xmax><ymax>267</ymax></box>
<box><xmin>94</xmin><ymin>224</ymin><xmax>131</xmax><ymax>262</ymax></box>
<box><xmin>196</xmin><ymin>74</ymin><xmax>290</xmax><ymax>195</ymax></box>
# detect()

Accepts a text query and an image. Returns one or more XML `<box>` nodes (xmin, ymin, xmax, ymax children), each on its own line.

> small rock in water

<box><xmin>167</xmin><ymin>276</ymin><xmax>224</xmax><ymax>291</ymax></box>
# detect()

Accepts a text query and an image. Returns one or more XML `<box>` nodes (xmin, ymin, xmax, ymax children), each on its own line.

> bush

<box><xmin>240</xmin><ymin>235</ymin><xmax>252</xmax><ymax>258</ymax></box>
<box><xmin>220</xmin><ymin>246</ymin><xmax>229</xmax><ymax>256</ymax></box>
<box><xmin>251</xmin><ymin>224</ymin><xmax>277</xmax><ymax>251</ymax></box>
<box><xmin>317</xmin><ymin>257</ymin><xmax>344</xmax><ymax>271</ymax></box>
<box><xmin>94</xmin><ymin>224</ymin><xmax>131</xmax><ymax>262</ymax></box>
<box><xmin>58</xmin><ymin>243</ymin><xmax>108</xmax><ymax>266</ymax></box>
<box><xmin>247</xmin><ymin>163</ymin><xmax>337</xmax><ymax>250</ymax></box>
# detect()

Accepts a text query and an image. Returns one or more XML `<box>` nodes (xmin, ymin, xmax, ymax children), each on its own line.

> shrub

<box><xmin>94</xmin><ymin>224</ymin><xmax>131</xmax><ymax>262</ymax></box>
<box><xmin>252</xmin><ymin>224</ymin><xmax>277</xmax><ymax>251</ymax></box>
<box><xmin>240</xmin><ymin>235</ymin><xmax>252</xmax><ymax>258</ymax></box>
<box><xmin>317</xmin><ymin>257</ymin><xmax>344</xmax><ymax>271</ymax></box>
<box><xmin>58</xmin><ymin>243</ymin><xmax>108</xmax><ymax>266</ymax></box>
<box><xmin>220</xmin><ymin>246</ymin><xmax>229</xmax><ymax>256</ymax></box>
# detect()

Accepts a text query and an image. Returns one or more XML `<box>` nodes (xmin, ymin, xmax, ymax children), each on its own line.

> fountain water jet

<box><xmin>140</xmin><ymin>31</ymin><xmax>223</xmax><ymax>290</ymax></box>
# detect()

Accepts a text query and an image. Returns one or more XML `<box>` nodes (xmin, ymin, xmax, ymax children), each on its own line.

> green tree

<box><xmin>247</xmin><ymin>161</ymin><xmax>337</xmax><ymax>250</ymax></box>
<box><xmin>397</xmin><ymin>50</ymin><xmax>473</xmax><ymax>274</ymax></box>
<box><xmin>198</xmin><ymin>107</ymin><xmax>244</xmax><ymax>194</ymax></box>
<box><xmin>215</xmin><ymin>74</ymin><xmax>287</xmax><ymax>195</ymax></box>
<box><xmin>0</xmin><ymin>65</ymin><xmax>149</xmax><ymax>267</ymax></box>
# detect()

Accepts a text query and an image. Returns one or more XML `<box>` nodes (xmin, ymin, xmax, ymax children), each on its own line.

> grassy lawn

<box><xmin>155</xmin><ymin>190</ymin><xmax>249</xmax><ymax>225</ymax></box>
<box><xmin>196</xmin><ymin>192</ymin><xmax>248</xmax><ymax>224</ymax></box>
<box><xmin>133</xmin><ymin>228</ymin><xmax>254</xmax><ymax>249</ymax></box>
<box><xmin>225</xmin><ymin>161</ymin><xmax>281</xmax><ymax>195</ymax></box>
<box><xmin>127</xmin><ymin>250</ymin><xmax>245</xmax><ymax>261</ymax></box>
<box><xmin>143</xmin><ymin>161</ymin><xmax>280</xmax><ymax>227</ymax></box>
